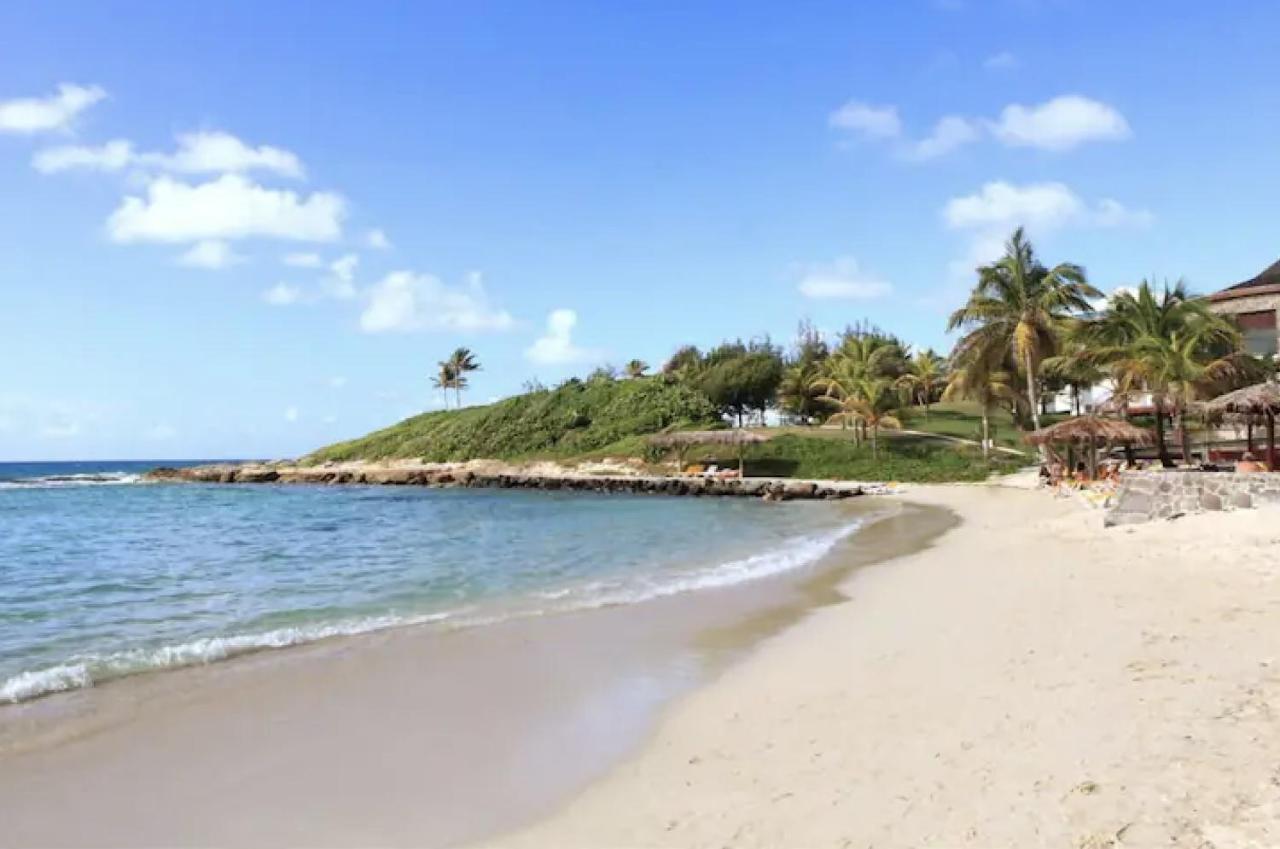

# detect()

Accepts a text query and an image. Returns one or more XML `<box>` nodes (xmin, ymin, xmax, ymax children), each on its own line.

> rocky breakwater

<box><xmin>145</xmin><ymin>463</ymin><xmax>877</xmax><ymax>501</ymax></box>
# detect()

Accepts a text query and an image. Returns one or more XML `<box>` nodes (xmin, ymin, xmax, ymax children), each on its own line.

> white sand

<box><xmin>495</xmin><ymin>484</ymin><xmax>1280</xmax><ymax>848</ymax></box>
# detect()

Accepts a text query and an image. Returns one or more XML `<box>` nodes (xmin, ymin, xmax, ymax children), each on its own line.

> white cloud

<box><xmin>35</xmin><ymin>131</ymin><xmax>304</xmax><ymax>178</ymax></box>
<box><xmin>366</xmin><ymin>229</ymin><xmax>391</xmax><ymax>250</ymax></box>
<box><xmin>797</xmin><ymin>257</ymin><xmax>893</xmax><ymax>300</ymax></box>
<box><xmin>524</xmin><ymin>309</ymin><xmax>595</xmax><ymax>365</ymax></box>
<box><xmin>983</xmin><ymin>51</ymin><xmax>1018</xmax><ymax>70</ymax></box>
<box><xmin>828</xmin><ymin>101</ymin><xmax>901</xmax><ymax>139</ymax></box>
<box><xmin>830</xmin><ymin>93</ymin><xmax>1130</xmax><ymax>160</ymax></box>
<box><xmin>262</xmin><ymin>282</ymin><xmax>303</xmax><ymax>305</ymax></box>
<box><xmin>0</xmin><ymin>83</ymin><xmax>105</xmax><ymax>134</ymax></box>
<box><xmin>140</xmin><ymin>131</ymin><xmax>303</xmax><ymax>178</ymax></box>
<box><xmin>324</xmin><ymin>253</ymin><xmax>359</xmax><ymax>299</ymax></box>
<box><xmin>108</xmin><ymin>174</ymin><xmax>344</xmax><ymax>243</ymax></box>
<box><xmin>945</xmin><ymin>181</ymin><xmax>1085</xmax><ymax>231</ymax></box>
<box><xmin>989</xmin><ymin>95</ymin><xmax>1131</xmax><ymax>151</ymax></box>
<box><xmin>33</xmin><ymin>139</ymin><xmax>134</xmax><ymax>173</ymax></box>
<box><xmin>283</xmin><ymin>252</ymin><xmax>323</xmax><ymax>268</ymax></box>
<box><xmin>903</xmin><ymin>115</ymin><xmax>981</xmax><ymax>160</ymax></box>
<box><xmin>177</xmin><ymin>239</ymin><xmax>244</xmax><ymax>269</ymax></box>
<box><xmin>360</xmin><ymin>271</ymin><xmax>515</xmax><ymax>333</ymax></box>
<box><xmin>944</xmin><ymin>181</ymin><xmax>1152</xmax><ymax>232</ymax></box>
<box><xmin>328</xmin><ymin>376</ymin><xmax>348</xmax><ymax>389</ymax></box>
<box><xmin>147</xmin><ymin>422</ymin><xmax>177</xmax><ymax>441</ymax></box>
<box><xmin>284</xmin><ymin>406</ymin><xmax>299</xmax><ymax>423</ymax></box>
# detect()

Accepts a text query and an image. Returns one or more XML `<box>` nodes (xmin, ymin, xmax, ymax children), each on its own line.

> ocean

<box><xmin>0</xmin><ymin>460</ymin><xmax>861</xmax><ymax>703</ymax></box>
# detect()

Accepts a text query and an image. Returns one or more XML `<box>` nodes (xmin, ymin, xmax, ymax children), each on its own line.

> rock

<box><xmin>1229</xmin><ymin>491</ymin><xmax>1253</xmax><ymax>509</ymax></box>
<box><xmin>1200</xmin><ymin>492</ymin><xmax>1223</xmax><ymax>511</ymax></box>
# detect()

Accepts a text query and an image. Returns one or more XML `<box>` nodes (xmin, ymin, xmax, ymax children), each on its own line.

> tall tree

<box><xmin>1083</xmin><ymin>280</ymin><xmax>1242</xmax><ymax>465</ymax></box>
<box><xmin>942</xmin><ymin>350</ymin><xmax>1017</xmax><ymax>460</ymax></box>
<box><xmin>815</xmin><ymin>368</ymin><xmax>902</xmax><ymax>460</ymax></box>
<box><xmin>447</xmin><ymin>347</ymin><xmax>481</xmax><ymax>408</ymax></box>
<box><xmin>624</xmin><ymin>359</ymin><xmax>649</xmax><ymax>379</ymax></box>
<box><xmin>431</xmin><ymin>361</ymin><xmax>456</xmax><ymax>409</ymax></box>
<box><xmin>948</xmin><ymin>227</ymin><xmax>1100</xmax><ymax>432</ymax></box>
<box><xmin>897</xmin><ymin>348</ymin><xmax>947</xmax><ymax>420</ymax></box>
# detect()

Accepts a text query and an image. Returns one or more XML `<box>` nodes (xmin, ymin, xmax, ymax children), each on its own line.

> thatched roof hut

<box><xmin>1204</xmin><ymin>381</ymin><xmax>1280</xmax><ymax>468</ymax></box>
<box><xmin>1024</xmin><ymin>416</ymin><xmax>1154</xmax><ymax>447</ymax></box>
<box><xmin>648</xmin><ymin>430</ymin><xmax>770</xmax><ymax>476</ymax></box>
<box><xmin>1025</xmin><ymin>416</ymin><xmax>1153</xmax><ymax>477</ymax></box>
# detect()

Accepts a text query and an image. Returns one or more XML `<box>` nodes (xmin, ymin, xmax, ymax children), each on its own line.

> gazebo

<box><xmin>648</xmin><ymin>430</ymin><xmax>770</xmax><ymax>478</ymax></box>
<box><xmin>1024</xmin><ymin>415</ymin><xmax>1154</xmax><ymax>478</ymax></box>
<box><xmin>1203</xmin><ymin>381</ymin><xmax>1280</xmax><ymax>470</ymax></box>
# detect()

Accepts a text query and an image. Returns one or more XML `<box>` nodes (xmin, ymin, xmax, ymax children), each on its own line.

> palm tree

<box><xmin>942</xmin><ymin>350</ymin><xmax>1018</xmax><ymax>460</ymax></box>
<box><xmin>431</xmin><ymin>361</ymin><xmax>456</xmax><ymax>409</ymax></box>
<box><xmin>624</xmin><ymin>359</ymin><xmax>649</xmax><ymax>379</ymax></box>
<box><xmin>815</xmin><ymin>362</ymin><xmax>903</xmax><ymax>459</ymax></box>
<box><xmin>1083</xmin><ymin>280</ymin><xmax>1241</xmax><ymax>466</ymax></box>
<box><xmin>1041</xmin><ymin>329</ymin><xmax>1109</xmax><ymax>416</ymax></box>
<box><xmin>948</xmin><ymin>227</ymin><xmax>1101</xmax><ymax>432</ymax></box>
<box><xmin>778</xmin><ymin>358</ymin><xmax>829</xmax><ymax>425</ymax></box>
<box><xmin>897</xmin><ymin>348</ymin><xmax>947</xmax><ymax>420</ymax></box>
<box><xmin>447</xmin><ymin>347</ymin><xmax>481</xmax><ymax>408</ymax></box>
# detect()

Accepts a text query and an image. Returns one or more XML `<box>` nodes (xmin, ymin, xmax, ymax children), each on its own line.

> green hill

<box><xmin>306</xmin><ymin>376</ymin><xmax>720</xmax><ymax>463</ymax></box>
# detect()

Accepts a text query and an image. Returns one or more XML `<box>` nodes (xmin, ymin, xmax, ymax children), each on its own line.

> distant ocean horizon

<box><xmin>0</xmin><ymin>460</ymin><xmax>863</xmax><ymax>703</ymax></box>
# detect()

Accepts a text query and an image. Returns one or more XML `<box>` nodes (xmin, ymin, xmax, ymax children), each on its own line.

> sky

<box><xmin>3</xmin><ymin>0</ymin><xmax>1280</xmax><ymax>460</ymax></box>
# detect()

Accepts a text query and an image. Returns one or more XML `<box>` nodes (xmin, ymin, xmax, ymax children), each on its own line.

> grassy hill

<box><xmin>307</xmin><ymin>376</ymin><xmax>720</xmax><ymax>463</ymax></box>
<box><xmin>306</xmin><ymin>377</ymin><xmax>1029</xmax><ymax>482</ymax></box>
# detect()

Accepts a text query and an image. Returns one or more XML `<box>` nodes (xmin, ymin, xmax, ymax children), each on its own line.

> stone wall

<box><xmin>1104</xmin><ymin>470</ymin><xmax>1280</xmax><ymax>526</ymax></box>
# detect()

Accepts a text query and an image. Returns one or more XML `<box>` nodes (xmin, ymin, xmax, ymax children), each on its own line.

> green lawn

<box><xmin>896</xmin><ymin>401</ymin><xmax>1028</xmax><ymax>450</ymax></box>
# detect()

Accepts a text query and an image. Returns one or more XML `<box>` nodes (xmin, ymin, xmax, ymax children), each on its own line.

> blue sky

<box><xmin>3</xmin><ymin>0</ymin><xmax>1279</xmax><ymax>460</ymax></box>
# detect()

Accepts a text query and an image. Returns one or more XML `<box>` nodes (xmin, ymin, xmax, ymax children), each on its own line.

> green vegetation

<box><xmin>314</xmin><ymin>226</ymin><xmax>1279</xmax><ymax>480</ymax></box>
<box><xmin>308</xmin><ymin>375</ymin><xmax>719</xmax><ymax>463</ymax></box>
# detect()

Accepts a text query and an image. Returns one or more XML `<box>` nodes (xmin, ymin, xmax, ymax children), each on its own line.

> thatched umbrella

<box><xmin>1203</xmin><ymin>381</ymin><xmax>1280</xmax><ymax>469</ymax></box>
<box><xmin>648</xmin><ymin>430</ymin><xmax>770</xmax><ymax>477</ymax></box>
<box><xmin>1024</xmin><ymin>416</ymin><xmax>1154</xmax><ymax>478</ymax></box>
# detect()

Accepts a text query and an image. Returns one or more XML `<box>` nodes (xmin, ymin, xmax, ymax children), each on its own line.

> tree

<box><xmin>432</xmin><ymin>361</ymin><xmax>456</xmax><ymax>409</ymax></box>
<box><xmin>897</xmin><ymin>348</ymin><xmax>947</xmax><ymax>420</ymax></box>
<box><xmin>778</xmin><ymin>358</ymin><xmax>830</xmax><ymax>424</ymax></box>
<box><xmin>447</xmin><ymin>347</ymin><xmax>481</xmax><ymax>408</ymax></box>
<box><xmin>624</xmin><ymin>359</ymin><xmax>649</xmax><ymax>379</ymax></box>
<box><xmin>815</xmin><ymin>367</ymin><xmax>902</xmax><ymax>459</ymax></box>
<box><xmin>948</xmin><ymin>227</ymin><xmax>1101</xmax><ymax>433</ymax></box>
<box><xmin>697</xmin><ymin>345</ymin><xmax>784</xmax><ymax>427</ymax></box>
<box><xmin>1083</xmin><ymin>281</ymin><xmax>1243</xmax><ymax>465</ymax></box>
<box><xmin>662</xmin><ymin>345</ymin><xmax>703</xmax><ymax>380</ymax></box>
<box><xmin>1041</xmin><ymin>327</ymin><xmax>1109</xmax><ymax>416</ymax></box>
<box><xmin>942</xmin><ymin>350</ymin><xmax>1017</xmax><ymax>460</ymax></box>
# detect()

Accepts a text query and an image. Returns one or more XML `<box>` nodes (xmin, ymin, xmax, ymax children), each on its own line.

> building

<box><xmin>1207</xmin><ymin>259</ymin><xmax>1280</xmax><ymax>357</ymax></box>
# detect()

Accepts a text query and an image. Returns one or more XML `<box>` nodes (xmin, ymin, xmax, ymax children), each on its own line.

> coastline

<box><xmin>0</xmin><ymin>496</ymin><xmax>946</xmax><ymax>847</ymax></box>
<box><xmin>493</xmin><ymin>483</ymin><xmax>1280</xmax><ymax>848</ymax></box>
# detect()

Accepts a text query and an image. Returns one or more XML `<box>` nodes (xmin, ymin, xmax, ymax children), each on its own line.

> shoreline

<box><xmin>0</xmin><ymin>497</ymin><xmax>949</xmax><ymax>847</ymax></box>
<box><xmin>493</xmin><ymin>484</ymin><xmax>1280</xmax><ymax>847</ymax></box>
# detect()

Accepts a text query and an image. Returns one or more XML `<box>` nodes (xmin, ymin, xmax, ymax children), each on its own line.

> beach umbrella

<box><xmin>1024</xmin><ymin>415</ymin><xmax>1154</xmax><ymax>478</ymax></box>
<box><xmin>1203</xmin><ymin>381</ymin><xmax>1280</xmax><ymax>469</ymax></box>
<box><xmin>648</xmin><ymin>430</ymin><xmax>771</xmax><ymax>477</ymax></box>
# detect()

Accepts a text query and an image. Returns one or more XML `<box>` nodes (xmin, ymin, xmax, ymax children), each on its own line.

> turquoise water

<box><xmin>0</xmin><ymin>461</ymin><xmax>860</xmax><ymax>703</ymax></box>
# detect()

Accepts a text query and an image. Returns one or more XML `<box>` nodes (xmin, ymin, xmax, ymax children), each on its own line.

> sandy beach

<box><xmin>4</xmin><ymin>483</ymin><xmax>1280</xmax><ymax>847</ymax></box>
<box><xmin>496</xmin><ymin>484</ymin><xmax>1280</xmax><ymax>848</ymax></box>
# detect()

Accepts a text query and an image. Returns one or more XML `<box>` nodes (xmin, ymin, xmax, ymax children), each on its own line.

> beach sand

<box><xmin>5</xmin><ymin>484</ymin><xmax>1280</xmax><ymax>847</ymax></box>
<box><xmin>495</xmin><ymin>484</ymin><xmax>1280</xmax><ymax>848</ymax></box>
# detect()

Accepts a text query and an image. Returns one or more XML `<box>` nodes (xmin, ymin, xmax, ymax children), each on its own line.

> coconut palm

<box><xmin>624</xmin><ymin>359</ymin><xmax>649</xmax><ymax>379</ymax></box>
<box><xmin>1041</xmin><ymin>328</ymin><xmax>1109</xmax><ymax>416</ymax></box>
<box><xmin>431</xmin><ymin>361</ymin><xmax>456</xmax><ymax>409</ymax></box>
<box><xmin>815</xmin><ymin>362</ymin><xmax>902</xmax><ymax>459</ymax></box>
<box><xmin>447</xmin><ymin>347</ymin><xmax>481</xmax><ymax>408</ymax></box>
<box><xmin>942</xmin><ymin>350</ymin><xmax>1018</xmax><ymax>460</ymax></box>
<box><xmin>1083</xmin><ymin>280</ymin><xmax>1241</xmax><ymax>465</ymax></box>
<box><xmin>948</xmin><ymin>227</ymin><xmax>1101</xmax><ymax>432</ymax></box>
<box><xmin>778</xmin><ymin>358</ymin><xmax>830</xmax><ymax>425</ymax></box>
<box><xmin>897</xmin><ymin>348</ymin><xmax>947</xmax><ymax>420</ymax></box>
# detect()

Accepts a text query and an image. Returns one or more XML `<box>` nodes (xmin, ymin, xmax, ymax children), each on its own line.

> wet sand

<box><xmin>0</xmin><ymin>498</ymin><xmax>952</xmax><ymax>848</ymax></box>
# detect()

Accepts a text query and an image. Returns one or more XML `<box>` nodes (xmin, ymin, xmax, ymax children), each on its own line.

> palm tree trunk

<box><xmin>871</xmin><ymin>425</ymin><xmax>878</xmax><ymax>460</ymax></box>
<box><xmin>1153</xmin><ymin>406</ymin><xmax>1172</xmax><ymax>468</ymax></box>
<box><xmin>1023</xmin><ymin>349</ymin><xmax>1041</xmax><ymax>431</ymax></box>
<box><xmin>1178</xmin><ymin>410</ymin><xmax>1194</xmax><ymax>466</ymax></box>
<box><xmin>981</xmin><ymin>408</ymin><xmax>990</xmax><ymax>461</ymax></box>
